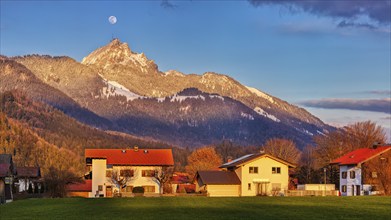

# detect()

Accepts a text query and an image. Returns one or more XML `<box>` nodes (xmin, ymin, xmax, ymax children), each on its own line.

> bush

<box><xmin>132</xmin><ymin>186</ymin><xmax>144</xmax><ymax>194</ymax></box>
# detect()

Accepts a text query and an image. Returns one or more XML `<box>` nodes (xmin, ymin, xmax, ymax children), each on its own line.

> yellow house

<box><xmin>195</xmin><ymin>153</ymin><xmax>295</xmax><ymax>197</ymax></box>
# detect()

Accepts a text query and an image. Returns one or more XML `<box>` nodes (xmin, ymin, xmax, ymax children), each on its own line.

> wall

<box><xmin>237</xmin><ymin>156</ymin><xmax>289</xmax><ymax>196</ymax></box>
<box><xmin>91</xmin><ymin>159</ymin><xmax>107</xmax><ymax>197</ymax></box>
<box><xmin>339</xmin><ymin>165</ymin><xmax>362</xmax><ymax>196</ymax></box>
<box><xmin>206</xmin><ymin>185</ymin><xmax>240</xmax><ymax>197</ymax></box>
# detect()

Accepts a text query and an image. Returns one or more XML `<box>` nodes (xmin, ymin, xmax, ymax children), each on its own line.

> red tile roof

<box><xmin>331</xmin><ymin>146</ymin><xmax>391</xmax><ymax>165</ymax></box>
<box><xmin>67</xmin><ymin>180</ymin><xmax>92</xmax><ymax>192</ymax></box>
<box><xmin>85</xmin><ymin>149</ymin><xmax>174</xmax><ymax>166</ymax></box>
<box><xmin>17</xmin><ymin>167</ymin><xmax>41</xmax><ymax>178</ymax></box>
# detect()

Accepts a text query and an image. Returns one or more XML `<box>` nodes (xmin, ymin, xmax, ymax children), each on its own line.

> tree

<box><xmin>260</xmin><ymin>138</ymin><xmax>301</xmax><ymax>164</ymax></box>
<box><xmin>314</xmin><ymin>121</ymin><xmax>387</xmax><ymax>168</ymax></box>
<box><xmin>297</xmin><ymin>145</ymin><xmax>322</xmax><ymax>184</ymax></box>
<box><xmin>362</xmin><ymin>151</ymin><xmax>391</xmax><ymax>195</ymax></box>
<box><xmin>185</xmin><ymin>147</ymin><xmax>222</xmax><ymax>177</ymax></box>
<box><xmin>107</xmin><ymin>168</ymin><xmax>135</xmax><ymax>195</ymax></box>
<box><xmin>44</xmin><ymin>166</ymin><xmax>81</xmax><ymax>198</ymax></box>
<box><xmin>153</xmin><ymin>166</ymin><xmax>173</xmax><ymax>194</ymax></box>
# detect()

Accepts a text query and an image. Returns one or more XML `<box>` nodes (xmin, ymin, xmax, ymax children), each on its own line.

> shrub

<box><xmin>132</xmin><ymin>186</ymin><xmax>144</xmax><ymax>194</ymax></box>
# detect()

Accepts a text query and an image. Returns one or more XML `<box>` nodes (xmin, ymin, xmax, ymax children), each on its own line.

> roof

<box><xmin>67</xmin><ymin>180</ymin><xmax>92</xmax><ymax>192</ymax></box>
<box><xmin>220</xmin><ymin>153</ymin><xmax>296</xmax><ymax>168</ymax></box>
<box><xmin>85</xmin><ymin>148</ymin><xmax>174</xmax><ymax>166</ymax></box>
<box><xmin>0</xmin><ymin>163</ymin><xmax>11</xmax><ymax>177</ymax></box>
<box><xmin>196</xmin><ymin>171</ymin><xmax>241</xmax><ymax>185</ymax></box>
<box><xmin>16</xmin><ymin>167</ymin><xmax>41</xmax><ymax>178</ymax></box>
<box><xmin>331</xmin><ymin>146</ymin><xmax>391</xmax><ymax>166</ymax></box>
<box><xmin>0</xmin><ymin>154</ymin><xmax>12</xmax><ymax>164</ymax></box>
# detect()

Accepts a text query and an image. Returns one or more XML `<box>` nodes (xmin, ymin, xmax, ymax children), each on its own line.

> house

<box><xmin>331</xmin><ymin>144</ymin><xmax>391</xmax><ymax>196</ymax></box>
<box><xmin>66</xmin><ymin>180</ymin><xmax>92</xmax><ymax>198</ymax></box>
<box><xmin>195</xmin><ymin>153</ymin><xmax>295</xmax><ymax>197</ymax></box>
<box><xmin>0</xmin><ymin>154</ymin><xmax>16</xmax><ymax>204</ymax></box>
<box><xmin>85</xmin><ymin>147</ymin><xmax>174</xmax><ymax>197</ymax></box>
<box><xmin>15</xmin><ymin>167</ymin><xmax>42</xmax><ymax>193</ymax></box>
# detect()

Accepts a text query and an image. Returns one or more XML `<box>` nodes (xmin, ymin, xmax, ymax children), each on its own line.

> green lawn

<box><xmin>1</xmin><ymin>196</ymin><xmax>390</xmax><ymax>220</ymax></box>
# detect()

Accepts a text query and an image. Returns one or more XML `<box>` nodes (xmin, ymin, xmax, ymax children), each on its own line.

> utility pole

<box><xmin>323</xmin><ymin>167</ymin><xmax>327</xmax><ymax>196</ymax></box>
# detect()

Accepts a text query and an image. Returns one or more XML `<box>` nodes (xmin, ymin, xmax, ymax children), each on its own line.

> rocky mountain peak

<box><xmin>81</xmin><ymin>38</ymin><xmax>156</xmax><ymax>73</ymax></box>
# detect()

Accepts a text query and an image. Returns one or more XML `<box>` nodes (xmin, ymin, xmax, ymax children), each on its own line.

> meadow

<box><xmin>1</xmin><ymin>196</ymin><xmax>390</xmax><ymax>220</ymax></box>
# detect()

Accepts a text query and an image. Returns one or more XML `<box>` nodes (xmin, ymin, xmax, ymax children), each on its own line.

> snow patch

<box><xmin>99</xmin><ymin>74</ymin><xmax>143</xmax><ymax>101</ymax></box>
<box><xmin>254</xmin><ymin>107</ymin><xmax>280</xmax><ymax>122</ymax></box>
<box><xmin>170</xmin><ymin>95</ymin><xmax>205</xmax><ymax>102</ymax></box>
<box><xmin>241</xmin><ymin>112</ymin><xmax>255</xmax><ymax>120</ymax></box>
<box><xmin>246</xmin><ymin>86</ymin><xmax>275</xmax><ymax>104</ymax></box>
<box><xmin>209</xmin><ymin>95</ymin><xmax>224</xmax><ymax>101</ymax></box>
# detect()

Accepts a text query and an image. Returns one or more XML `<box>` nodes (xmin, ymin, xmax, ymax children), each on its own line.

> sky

<box><xmin>1</xmin><ymin>0</ymin><xmax>390</xmax><ymax>137</ymax></box>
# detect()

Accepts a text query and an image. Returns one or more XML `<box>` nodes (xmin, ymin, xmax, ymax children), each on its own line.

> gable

<box><xmin>220</xmin><ymin>153</ymin><xmax>295</xmax><ymax>169</ymax></box>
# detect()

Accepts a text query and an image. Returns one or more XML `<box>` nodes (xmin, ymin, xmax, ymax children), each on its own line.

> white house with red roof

<box><xmin>331</xmin><ymin>145</ymin><xmax>391</xmax><ymax>196</ymax></box>
<box><xmin>84</xmin><ymin>147</ymin><xmax>174</xmax><ymax>197</ymax></box>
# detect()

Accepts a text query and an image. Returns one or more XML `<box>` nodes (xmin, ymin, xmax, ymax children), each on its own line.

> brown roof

<box><xmin>67</xmin><ymin>180</ymin><xmax>92</xmax><ymax>192</ymax></box>
<box><xmin>219</xmin><ymin>153</ymin><xmax>296</xmax><ymax>168</ymax></box>
<box><xmin>0</xmin><ymin>164</ymin><xmax>12</xmax><ymax>177</ymax></box>
<box><xmin>85</xmin><ymin>148</ymin><xmax>174</xmax><ymax>166</ymax></box>
<box><xmin>196</xmin><ymin>171</ymin><xmax>241</xmax><ymax>185</ymax></box>
<box><xmin>16</xmin><ymin>167</ymin><xmax>41</xmax><ymax>178</ymax></box>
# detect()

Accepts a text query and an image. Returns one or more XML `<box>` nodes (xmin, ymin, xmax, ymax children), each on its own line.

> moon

<box><xmin>108</xmin><ymin>16</ymin><xmax>117</xmax><ymax>25</ymax></box>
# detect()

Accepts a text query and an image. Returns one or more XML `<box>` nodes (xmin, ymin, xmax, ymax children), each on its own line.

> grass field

<box><xmin>1</xmin><ymin>196</ymin><xmax>390</xmax><ymax>220</ymax></box>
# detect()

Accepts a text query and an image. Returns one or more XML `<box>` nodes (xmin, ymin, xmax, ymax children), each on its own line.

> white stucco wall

<box><xmin>91</xmin><ymin>159</ymin><xmax>107</xmax><ymax>197</ymax></box>
<box><xmin>90</xmin><ymin>161</ymin><xmax>164</xmax><ymax>197</ymax></box>
<box><xmin>339</xmin><ymin>165</ymin><xmax>362</xmax><ymax>196</ymax></box>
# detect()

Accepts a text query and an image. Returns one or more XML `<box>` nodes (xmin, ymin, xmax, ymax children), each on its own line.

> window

<box><xmin>106</xmin><ymin>170</ymin><xmax>112</xmax><ymax>178</ymax></box>
<box><xmin>341</xmin><ymin>171</ymin><xmax>347</xmax><ymax>179</ymax></box>
<box><xmin>272</xmin><ymin>167</ymin><xmax>281</xmax><ymax>174</ymax></box>
<box><xmin>98</xmin><ymin>185</ymin><xmax>103</xmax><ymax>191</ymax></box>
<box><xmin>143</xmin><ymin>186</ymin><xmax>155</xmax><ymax>193</ymax></box>
<box><xmin>371</xmin><ymin>172</ymin><xmax>377</xmax><ymax>178</ymax></box>
<box><xmin>350</xmin><ymin>171</ymin><xmax>356</xmax><ymax>179</ymax></box>
<box><xmin>120</xmin><ymin>169</ymin><xmax>134</xmax><ymax>177</ymax></box>
<box><xmin>249</xmin><ymin>167</ymin><xmax>258</xmax><ymax>174</ymax></box>
<box><xmin>142</xmin><ymin>170</ymin><xmax>155</xmax><ymax>177</ymax></box>
<box><xmin>248</xmin><ymin>183</ymin><xmax>251</xmax><ymax>191</ymax></box>
<box><xmin>342</xmin><ymin>185</ymin><xmax>347</xmax><ymax>193</ymax></box>
<box><xmin>121</xmin><ymin>185</ymin><xmax>133</xmax><ymax>193</ymax></box>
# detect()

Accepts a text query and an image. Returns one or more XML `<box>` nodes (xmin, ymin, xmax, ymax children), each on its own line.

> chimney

<box><xmin>227</xmin><ymin>156</ymin><xmax>233</xmax><ymax>163</ymax></box>
<box><xmin>372</xmin><ymin>142</ymin><xmax>381</xmax><ymax>149</ymax></box>
<box><xmin>134</xmin><ymin>146</ymin><xmax>139</xmax><ymax>152</ymax></box>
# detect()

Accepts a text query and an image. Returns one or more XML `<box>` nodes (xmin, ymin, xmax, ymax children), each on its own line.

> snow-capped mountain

<box><xmin>2</xmin><ymin>39</ymin><xmax>334</xmax><ymax>148</ymax></box>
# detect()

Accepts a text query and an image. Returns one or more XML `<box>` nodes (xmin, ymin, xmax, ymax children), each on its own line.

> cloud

<box><xmin>161</xmin><ymin>0</ymin><xmax>177</xmax><ymax>9</ymax></box>
<box><xmin>249</xmin><ymin>0</ymin><xmax>391</xmax><ymax>29</ymax></box>
<box><xmin>300</xmin><ymin>98</ymin><xmax>391</xmax><ymax>114</ymax></box>
<box><xmin>366</xmin><ymin>90</ymin><xmax>391</xmax><ymax>96</ymax></box>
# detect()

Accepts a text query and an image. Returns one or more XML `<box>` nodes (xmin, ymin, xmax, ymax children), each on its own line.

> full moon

<box><xmin>108</xmin><ymin>16</ymin><xmax>117</xmax><ymax>24</ymax></box>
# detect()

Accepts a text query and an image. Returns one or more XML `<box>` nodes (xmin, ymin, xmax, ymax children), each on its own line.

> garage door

<box><xmin>207</xmin><ymin>185</ymin><xmax>240</xmax><ymax>197</ymax></box>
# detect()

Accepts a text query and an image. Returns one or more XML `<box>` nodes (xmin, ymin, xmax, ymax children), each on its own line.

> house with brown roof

<box><xmin>195</xmin><ymin>153</ymin><xmax>295</xmax><ymax>197</ymax></box>
<box><xmin>0</xmin><ymin>154</ymin><xmax>16</xmax><ymax>204</ymax></box>
<box><xmin>331</xmin><ymin>144</ymin><xmax>391</xmax><ymax>196</ymax></box>
<box><xmin>84</xmin><ymin>147</ymin><xmax>174</xmax><ymax>197</ymax></box>
<box><xmin>15</xmin><ymin>167</ymin><xmax>42</xmax><ymax>193</ymax></box>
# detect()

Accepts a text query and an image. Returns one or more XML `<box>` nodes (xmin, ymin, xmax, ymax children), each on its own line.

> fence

<box><xmin>286</xmin><ymin>190</ymin><xmax>339</xmax><ymax>196</ymax></box>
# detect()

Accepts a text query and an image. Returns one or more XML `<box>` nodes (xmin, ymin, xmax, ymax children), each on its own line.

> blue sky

<box><xmin>1</xmin><ymin>0</ymin><xmax>390</xmax><ymax>135</ymax></box>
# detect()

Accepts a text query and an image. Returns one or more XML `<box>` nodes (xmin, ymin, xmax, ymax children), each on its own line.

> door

<box><xmin>106</xmin><ymin>186</ymin><xmax>112</xmax><ymax>197</ymax></box>
<box><xmin>356</xmin><ymin>185</ymin><xmax>360</xmax><ymax>196</ymax></box>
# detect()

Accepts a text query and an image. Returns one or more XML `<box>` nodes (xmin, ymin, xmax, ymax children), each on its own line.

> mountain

<box><xmin>2</xmin><ymin>39</ymin><xmax>334</xmax><ymax>148</ymax></box>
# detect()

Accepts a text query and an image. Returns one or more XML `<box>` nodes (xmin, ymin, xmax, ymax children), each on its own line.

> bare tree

<box><xmin>107</xmin><ymin>168</ymin><xmax>135</xmax><ymax>195</ymax></box>
<box><xmin>362</xmin><ymin>150</ymin><xmax>391</xmax><ymax>195</ymax></box>
<box><xmin>153</xmin><ymin>166</ymin><xmax>173</xmax><ymax>194</ymax></box>
<box><xmin>261</xmin><ymin>138</ymin><xmax>301</xmax><ymax>164</ymax></box>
